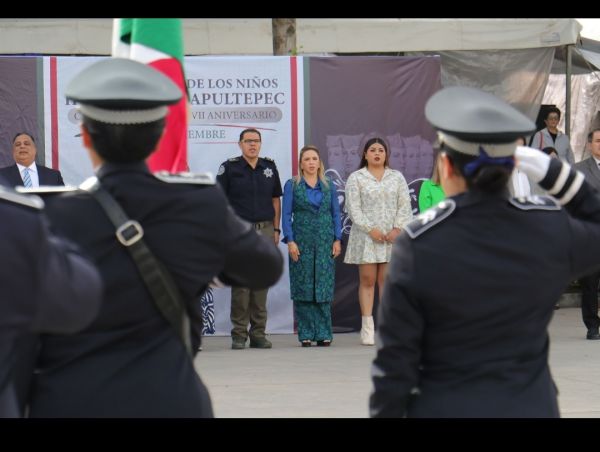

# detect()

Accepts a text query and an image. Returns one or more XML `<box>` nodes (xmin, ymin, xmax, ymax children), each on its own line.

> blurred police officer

<box><xmin>217</xmin><ymin>129</ymin><xmax>283</xmax><ymax>349</ymax></box>
<box><xmin>0</xmin><ymin>189</ymin><xmax>101</xmax><ymax>417</ymax></box>
<box><xmin>370</xmin><ymin>86</ymin><xmax>600</xmax><ymax>418</ymax></box>
<box><xmin>26</xmin><ymin>58</ymin><xmax>283</xmax><ymax>418</ymax></box>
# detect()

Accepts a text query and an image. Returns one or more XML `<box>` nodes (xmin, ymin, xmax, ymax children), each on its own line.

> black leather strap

<box><xmin>81</xmin><ymin>177</ymin><xmax>193</xmax><ymax>357</ymax></box>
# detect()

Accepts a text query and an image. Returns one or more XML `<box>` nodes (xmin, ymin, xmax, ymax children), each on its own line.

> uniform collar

<box><xmin>240</xmin><ymin>156</ymin><xmax>265</xmax><ymax>169</ymax></box>
<box><xmin>452</xmin><ymin>188</ymin><xmax>510</xmax><ymax>208</ymax></box>
<box><xmin>544</xmin><ymin>127</ymin><xmax>562</xmax><ymax>137</ymax></box>
<box><xmin>301</xmin><ymin>177</ymin><xmax>321</xmax><ymax>189</ymax></box>
<box><xmin>16</xmin><ymin>161</ymin><xmax>37</xmax><ymax>173</ymax></box>
<box><xmin>255</xmin><ymin>158</ymin><xmax>268</xmax><ymax>169</ymax></box>
<box><xmin>95</xmin><ymin>161</ymin><xmax>150</xmax><ymax>179</ymax></box>
<box><xmin>359</xmin><ymin>166</ymin><xmax>391</xmax><ymax>180</ymax></box>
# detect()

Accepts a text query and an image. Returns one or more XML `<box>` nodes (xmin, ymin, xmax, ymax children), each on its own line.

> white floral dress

<box><xmin>343</xmin><ymin>167</ymin><xmax>413</xmax><ymax>264</ymax></box>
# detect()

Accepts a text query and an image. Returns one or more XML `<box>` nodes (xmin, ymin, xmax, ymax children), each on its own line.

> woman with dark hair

<box><xmin>370</xmin><ymin>86</ymin><xmax>600</xmax><ymax>418</ymax></box>
<box><xmin>530</xmin><ymin>106</ymin><xmax>575</xmax><ymax>164</ymax></box>
<box><xmin>343</xmin><ymin>137</ymin><xmax>413</xmax><ymax>345</ymax></box>
<box><xmin>282</xmin><ymin>145</ymin><xmax>342</xmax><ymax>347</ymax></box>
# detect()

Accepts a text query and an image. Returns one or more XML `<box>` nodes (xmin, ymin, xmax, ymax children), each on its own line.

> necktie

<box><xmin>22</xmin><ymin>168</ymin><xmax>32</xmax><ymax>188</ymax></box>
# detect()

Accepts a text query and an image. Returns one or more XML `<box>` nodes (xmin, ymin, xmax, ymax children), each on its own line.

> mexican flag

<box><xmin>112</xmin><ymin>18</ymin><xmax>188</xmax><ymax>173</ymax></box>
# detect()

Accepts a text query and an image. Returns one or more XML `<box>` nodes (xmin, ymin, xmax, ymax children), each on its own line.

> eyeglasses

<box><xmin>242</xmin><ymin>139</ymin><xmax>261</xmax><ymax>144</ymax></box>
<box><xmin>547</xmin><ymin>115</ymin><xmax>560</xmax><ymax>120</ymax></box>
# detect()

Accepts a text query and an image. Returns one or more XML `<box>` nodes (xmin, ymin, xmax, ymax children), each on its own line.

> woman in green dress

<box><xmin>418</xmin><ymin>151</ymin><xmax>445</xmax><ymax>212</ymax></box>
<box><xmin>282</xmin><ymin>146</ymin><xmax>342</xmax><ymax>347</ymax></box>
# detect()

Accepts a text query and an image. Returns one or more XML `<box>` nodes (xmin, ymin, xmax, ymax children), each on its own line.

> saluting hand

<box><xmin>288</xmin><ymin>241</ymin><xmax>300</xmax><ymax>262</ymax></box>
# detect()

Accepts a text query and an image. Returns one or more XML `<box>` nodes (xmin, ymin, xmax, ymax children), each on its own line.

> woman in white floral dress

<box><xmin>344</xmin><ymin>137</ymin><xmax>413</xmax><ymax>345</ymax></box>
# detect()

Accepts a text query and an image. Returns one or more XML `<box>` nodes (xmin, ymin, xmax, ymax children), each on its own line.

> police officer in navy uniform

<box><xmin>370</xmin><ymin>86</ymin><xmax>600</xmax><ymax>418</ymax></box>
<box><xmin>26</xmin><ymin>58</ymin><xmax>283</xmax><ymax>418</ymax></box>
<box><xmin>0</xmin><ymin>189</ymin><xmax>102</xmax><ymax>417</ymax></box>
<box><xmin>217</xmin><ymin>129</ymin><xmax>283</xmax><ymax>349</ymax></box>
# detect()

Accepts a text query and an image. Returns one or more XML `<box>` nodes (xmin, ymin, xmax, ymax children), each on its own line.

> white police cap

<box><xmin>66</xmin><ymin>58</ymin><xmax>182</xmax><ymax>125</ymax></box>
<box><xmin>425</xmin><ymin>86</ymin><xmax>536</xmax><ymax>157</ymax></box>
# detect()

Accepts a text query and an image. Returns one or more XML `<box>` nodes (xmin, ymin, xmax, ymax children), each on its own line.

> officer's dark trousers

<box><xmin>230</xmin><ymin>222</ymin><xmax>274</xmax><ymax>340</ymax></box>
<box><xmin>580</xmin><ymin>271</ymin><xmax>600</xmax><ymax>329</ymax></box>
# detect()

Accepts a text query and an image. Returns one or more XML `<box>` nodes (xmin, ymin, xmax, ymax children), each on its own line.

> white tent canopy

<box><xmin>297</xmin><ymin>19</ymin><xmax>581</xmax><ymax>53</ymax></box>
<box><xmin>0</xmin><ymin>18</ymin><xmax>592</xmax><ymax>158</ymax></box>
<box><xmin>0</xmin><ymin>18</ymin><xmax>583</xmax><ymax>55</ymax></box>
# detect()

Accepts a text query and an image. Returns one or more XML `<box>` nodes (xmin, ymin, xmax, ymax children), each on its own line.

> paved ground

<box><xmin>194</xmin><ymin>307</ymin><xmax>600</xmax><ymax>418</ymax></box>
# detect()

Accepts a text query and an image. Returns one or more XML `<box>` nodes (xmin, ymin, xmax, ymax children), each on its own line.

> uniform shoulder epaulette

<box><xmin>154</xmin><ymin>171</ymin><xmax>215</xmax><ymax>185</ymax></box>
<box><xmin>227</xmin><ymin>157</ymin><xmax>240</xmax><ymax>162</ymax></box>
<box><xmin>16</xmin><ymin>185</ymin><xmax>80</xmax><ymax>195</ymax></box>
<box><xmin>261</xmin><ymin>156</ymin><xmax>276</xmax><ymax>165</ymax></box>
<box><xmin>0</xmin><ymin>187</ymin><xmax>44</xmax><ymax>210</ymax></box>
<box><xmin>509</xmin><ymin>195</ymin><xmax>561</xmax><ymax>211</ymax></box>
<box><xmin>404</xmin><ymin>199</ymin><xmax>456</xmax><ymax>239</ymax></box>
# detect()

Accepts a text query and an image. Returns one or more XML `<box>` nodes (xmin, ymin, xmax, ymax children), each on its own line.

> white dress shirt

<box><xmin>16</xmin><ymin>162</ymin><xmax>39</xmax><ymax>187</ymax></box>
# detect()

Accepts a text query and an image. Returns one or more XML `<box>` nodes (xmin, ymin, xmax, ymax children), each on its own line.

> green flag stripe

<box><xmin>120</xmin><ymin>19</ymin><xmax>183</xmax><ymax>66</ymax></box>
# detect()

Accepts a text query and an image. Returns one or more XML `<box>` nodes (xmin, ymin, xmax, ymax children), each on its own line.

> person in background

<box><xmin>370</xmin><ymin>86</ymin><xmax>600</xmax><ymax>418</ymax></box>
<box><xmin>344</xmin><ymin>137</ymin><xmax>413</xmax><ymax>346</ymax></box>
<box><xmin>530</xmin><ymin>107</ymin><xmax>575</xmax><ymax>164</ymax></box>
<box><xmin>574</xmin><ymin>129</ymin><xmax>600</xmax><ymax>340</ymax></box>
<box><xmin>217</xmin><ymin>128</ymin><xmax>283</xmax><ymax>350</ymax></box>
<box><xmin>418</xmin><ymin>148</ymin><xmax>445</xmax><ymax>212</ymax></box>
<box><xmin>0</xmin><ymin>133</ymin><xmax>64</xmax><ymax>187</ymax></box>
<box><xmin>27</xmin><ymin>58</ymin><xmax>283</xmax><ymax>418</ymax></box>
<box><xmin>282</xmin><ymin>145</ymin><xmax>342</xmax><ymax>347</ymax></box>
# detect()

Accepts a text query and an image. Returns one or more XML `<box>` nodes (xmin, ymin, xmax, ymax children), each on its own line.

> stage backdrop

<box><xmin>0</xmin><ymin>55</ymin><xmax>440</xmax><ymax>335</ymax></box>
<box><xmin>306</xmin><ymin>56</ymin><xmax>442</xmax><ymax>331</ymax></box>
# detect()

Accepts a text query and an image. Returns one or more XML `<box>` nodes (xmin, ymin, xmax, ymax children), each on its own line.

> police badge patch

<box><xmin>404</xmin><ymin>199</ymin><xmax>457</xmax><ymax>239</ymax></box>
<box><xmin>217</xmin><ymin>164</ymin><xmax>225</xmax><ymax>176</ymax></box>
<box><xmin>509</xmin><ymin>195</ymin><xmax>560</xmax><ymax>211</ymax></box>
<box><xmin>263</xmin><ymin>168</ymin><xmax>273</xmax><ymax>178</ymax></box>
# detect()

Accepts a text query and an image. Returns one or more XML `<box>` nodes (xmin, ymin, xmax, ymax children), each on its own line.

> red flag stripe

<box><xmin>50</xmin><ymin>57</ymin><xmax>59</xmax><ymax>170</ymax></box>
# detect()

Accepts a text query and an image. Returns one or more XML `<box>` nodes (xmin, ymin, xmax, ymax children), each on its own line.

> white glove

<box><xmin>514</xmin><ymin>145</ymin><xmax>551</xmax><ymax>183</ymax></box>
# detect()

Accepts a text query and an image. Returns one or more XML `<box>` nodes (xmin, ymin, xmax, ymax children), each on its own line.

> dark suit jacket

<box><xmin>574</xmin><ymin>157</ymin><xmax>600</xmax><ymax>191</ymax></box>
<box><xmin>0</xmin><ymin>164</ymin><xmax>64</xmax><ymax>187</ymax></box>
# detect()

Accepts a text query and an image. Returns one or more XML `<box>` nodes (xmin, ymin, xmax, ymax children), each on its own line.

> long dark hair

<box><xmin>443</xmin><ymin>144</ymin><xmax>512</xmax><ymax>193</ymax></box>
<box><xmin>358</xmin><ymin>137</ymin><xmax>389</xmax><ymax>169</ymax></box>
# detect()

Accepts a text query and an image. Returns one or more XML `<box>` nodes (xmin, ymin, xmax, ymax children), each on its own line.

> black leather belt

<box><xmin>253</xmin><ymin>221</ymin><xmax>272</xmax><ymax>230</ymax></box>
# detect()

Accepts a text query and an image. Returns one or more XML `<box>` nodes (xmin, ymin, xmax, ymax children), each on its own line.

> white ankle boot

<box><xmin>360</xmin><ymin>316</ymin><xmax>375</xmax><ymax>346</ymax></box>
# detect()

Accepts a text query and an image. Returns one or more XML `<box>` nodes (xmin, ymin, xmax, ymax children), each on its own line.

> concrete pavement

<box><xmin>194</xmin><ymin>307</ymin><xmax>600</xmax><ymax>418</ymax></box>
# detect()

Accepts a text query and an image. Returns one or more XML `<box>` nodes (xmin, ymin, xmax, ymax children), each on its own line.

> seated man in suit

<box><xmin>0</xmin><ymin>133</ymin><xmax>64</xmax><ymax>187</ymax></box>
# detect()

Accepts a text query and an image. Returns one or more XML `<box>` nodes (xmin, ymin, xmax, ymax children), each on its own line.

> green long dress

<box><xmin>289</xmin><ymin>178</ymin><xmax>336</xmax><ymax>342</ymax></box>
